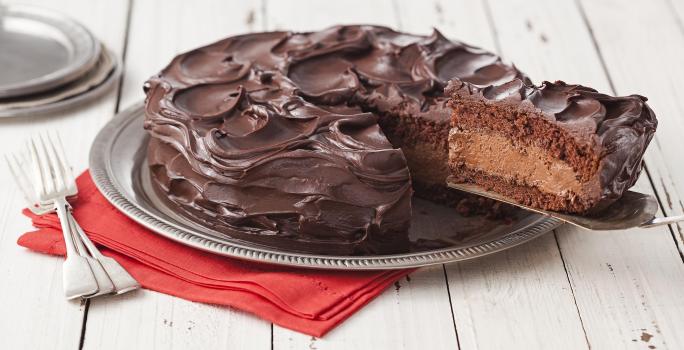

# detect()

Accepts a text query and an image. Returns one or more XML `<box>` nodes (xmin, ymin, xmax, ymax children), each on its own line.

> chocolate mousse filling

<box><xmin>449</xmin><ymin>129</ymin><xmax>600</xmax><ymax>211</ymax></box>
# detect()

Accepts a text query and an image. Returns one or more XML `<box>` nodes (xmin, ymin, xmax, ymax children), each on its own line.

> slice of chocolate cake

<box><xmin>446</xmin><ymin>79</ymin><xmax>658</xmax><ymax>214</ymax></box>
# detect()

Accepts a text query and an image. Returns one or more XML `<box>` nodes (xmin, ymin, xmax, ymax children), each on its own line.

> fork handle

<box><xmin>53</xmin><ymin>197</ymin><xmax>79</xmax><ymax>258</ymax></box>
<box><xmin>65</xmin><ymin>208</ymin><xmax>106</xmax><ymax>260</ymax></box>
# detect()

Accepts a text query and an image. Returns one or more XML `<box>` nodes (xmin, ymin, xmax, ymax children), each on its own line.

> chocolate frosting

<box><xmin>144</xmin><ymin>24</ymin><xmax>656</xmax><ymax>252</ymax></box>
<box><xmin>144</xmin><ymin>25</ymin><xmax>525</xmax><ymax>254</ymax></box>
<box><xmin>446</xmin><ymin>79</ymin><xmax>658</xmax><ymax>210</ymax></box>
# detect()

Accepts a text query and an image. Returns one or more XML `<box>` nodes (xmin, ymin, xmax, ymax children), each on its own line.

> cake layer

<box><xmin>376</xmin><ymin>110</ymin><xmax>452</xmax><ymax>195</ymax></box>
<box><xmin>449</xmin><ymin>167</ymin><xmax>595</xmax><ymax>213</ymax></box>
<box><xmin>448</xmin><ymin>90</ymin><xmax>599</xmax><ymax>182</ymax></box>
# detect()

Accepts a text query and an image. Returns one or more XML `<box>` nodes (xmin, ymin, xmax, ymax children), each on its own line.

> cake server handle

<box><xmin>639</xmin><ymin>215</ymin><xmax>684</xmax><ymax>228</ymax></box>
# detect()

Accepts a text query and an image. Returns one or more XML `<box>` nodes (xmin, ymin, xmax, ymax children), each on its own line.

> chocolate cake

<box><xmin>446</xmin><ymin>80</ymin><xmax>658</xmax><ymax>214</ymax></box>
<box><xmin>143</xmin><ymin>24</ymin><xmax>656</xmax><ymax>255</ymax></box>
<box><xmin>144</xmin><ymin>25</ymin><xmax>522</xmax><ymax>254</ymax></box>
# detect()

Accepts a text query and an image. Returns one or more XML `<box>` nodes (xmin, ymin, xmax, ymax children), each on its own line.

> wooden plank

<box><xmin>396</xmin><ymin>0</ymin><xmax>497</xmax><ymax>52</ymax></box>
<box><xmin>657</xmin><ymin>0</ymin><xmax>684</xmax><ymax>253</ymax></box>
<box><xmin>578</xmin><ymin>0</ymin><xmax>684</xmax><ymax>254</ymax></box>
<box><xmin>82</xmin><ymin>1</ymin><xmax>272</xmax><ymax>349</ymax></box>
<box><xmin>83</xmin><ymin>291</ymin><xmax>270</xmax><ymax>349</ymax></box>
<box><xmin>265</xmin><ymin>1</ymin><xmax>458</xmax><ymax>349</ymax></box>
<box><xmin>265</xmin><ymin>0</ymin><xmax>398</xmax><ymax>31</ymax></box>
<box><xmin>575</xmin><ymin>0</ymin><xmax>684</xmax><ymax>346</ymax></box>
<box><xmin>0</xmin><ymin>0</ymin><xmax>129</xmax><ymax>349</ymax></box>
<box><xmin>118</xmin><ymin>0</ymin><xmax>264</xmax><ymax>108</ymax></box>
<box><xmin>670</xmin><ymin>0</ymin><xmax>684</xmax><ymax>36</ymax></box>
<box><xmin>485</xmin><ymin>0</ymin><xmax>684</xmax><ymax>348</ymax></box>
<box><xmin>395</xmin><ymin>1</ymin><xmax>590</xmax><ymax>349</ymax></box>
<box><xmin>446</xmin><ymin>234</ymin><xmax>588</xmax><ymax>349</ymax></box>
<box><xmin>272</xmin><ymin>267</ymin><xmax>458</xmax><ymax>350</ymax></box>
<box><xmin>487</xmin><ymin>0</ymin><xmax>610</xmax><ymax>87</ymax></box>
<box><xmin>556</xmin><ymin>178</ymin><xmax>684</xmax><ymax>349</ymax></box>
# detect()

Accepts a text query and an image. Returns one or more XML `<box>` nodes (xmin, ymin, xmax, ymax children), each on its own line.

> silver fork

<box><xmin>38</xmin><ymin>135</ymin><xmax>117</xmax><ymax>297</ymax></box>
<box><xmin>45</xmin><ymin>134</ymin><xmax>140</xmax><ymax>295</ymax></box>
<box><xmin>12</xmin><ymin>134</ymin><xmax>139</xmax><ymax>298</ymax></box>
<box><xmin>26</xmin><ymin>135</ymin><xmax>100</xmax><ymax>300</ymax></box>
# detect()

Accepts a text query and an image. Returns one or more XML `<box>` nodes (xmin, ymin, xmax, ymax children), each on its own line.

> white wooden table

<box><xmin>2</xmin><ymin>0</ymin><xmax>684</xmax><ymax>349</ymax></box>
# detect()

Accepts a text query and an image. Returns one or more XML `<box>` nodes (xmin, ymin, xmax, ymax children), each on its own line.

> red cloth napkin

<box><xmin>17</xmin><ymin>171</ymin><xmax>411</xmax><ymax>337</ymax></box>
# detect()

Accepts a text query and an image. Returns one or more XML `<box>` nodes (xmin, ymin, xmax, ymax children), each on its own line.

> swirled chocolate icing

<box><xmin>144</xmin><ymin>25</ymin><xmax>524</xmax><ymax>254</ymax></box>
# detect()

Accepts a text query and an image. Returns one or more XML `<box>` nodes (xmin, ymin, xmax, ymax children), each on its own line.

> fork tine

<box><xmin>28</xmin><ymin>137</ymin><xmax>49</xmax><ymax>197</ymax></box>
<box><xmin>52</xmin><ymin>132</ymin><xmax>75</xmax><ymax>186</ymax></box>
<box><xmin>13</xmin><ymin>153</ymin><xmax>37</xmax><ymax>196</ymax></box>
<box><xmin>39</xmin><ymin>133</ymin><xmax>66</xmax><ymax>193</ymax></box>
<box><xmin>6</xmin><ymin>155</ymin><xmax>21</xmax><ymax>186</ymax></box>
<box><xmin>5</xmin><ymin>154</ymin><xmax>35</xmax><ymax>205</ymax></box>
<box><xmin>45</xmin><ymin>133</ymin><xmax>69</xmax><ymax>189</ymax></box>
<box><xmin>34</xmin><ymin>136</ymin><xmax>54</xmax><ymax>195</ymax></box>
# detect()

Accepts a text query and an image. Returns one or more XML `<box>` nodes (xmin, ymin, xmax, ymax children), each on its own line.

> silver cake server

<box><xmin>446</xmin><ymin>177</ymin><xmax>684</xmax><ymax>230</ymax></box>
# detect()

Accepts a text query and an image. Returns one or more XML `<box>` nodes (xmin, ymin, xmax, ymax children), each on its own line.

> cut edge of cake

<box><xmin>446</xmin><ymin>79</ymin><xmax>658</xmax><ymax>214</ymax></box>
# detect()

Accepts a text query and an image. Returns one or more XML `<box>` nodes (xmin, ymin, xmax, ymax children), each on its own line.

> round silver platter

<box><xmin>89</xmin><ymin>104</ymin><xmax>563</xmax><ymax>270</ymax></box>
<box><xmin>0</xmin><ymin>5</ymin><xmax>100</xmax><ymax>98</ymax></box>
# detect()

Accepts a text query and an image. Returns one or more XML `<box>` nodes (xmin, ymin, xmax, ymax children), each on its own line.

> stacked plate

<box><xmin>0</xmin><ymin>5</ymin><xmax>122</xmax><ymax>118</ymax></box>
